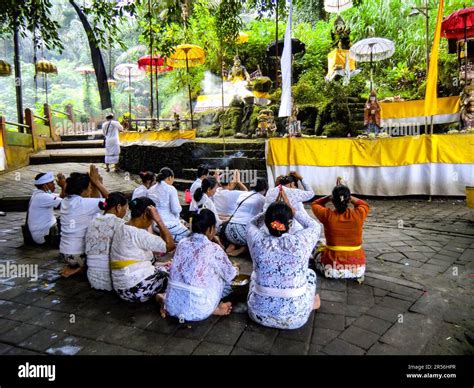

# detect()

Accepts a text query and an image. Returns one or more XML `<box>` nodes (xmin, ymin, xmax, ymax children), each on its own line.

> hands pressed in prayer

<box><xmin>56</xmin><ymin>173</ymin><xmax>66</xmax><ymax>188</ymax></box>
<box><xmin>88</xmin><ymin>164</ymin><xmax>102</xmax><ymax>186</ymax></box>
<box><xmin>289</xmin><ymin>170</ymin><xmax>303</xmax><ymax>182</ymax></box>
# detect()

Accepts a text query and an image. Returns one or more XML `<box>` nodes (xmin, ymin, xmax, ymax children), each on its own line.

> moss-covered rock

<box><xmin>252</xmin><ymin>77</ymin><xmax>272</xmax><ymax>93</ymax></box>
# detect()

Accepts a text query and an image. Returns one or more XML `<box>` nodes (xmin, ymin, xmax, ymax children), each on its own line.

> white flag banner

<box><xmin>278</xmin><ymin>0</ymin><xmax>292</xmax><ymax>118</ymax></box>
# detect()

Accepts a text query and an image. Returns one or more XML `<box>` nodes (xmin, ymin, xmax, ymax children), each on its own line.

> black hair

<box><xmin>279</xmin><ymin>175</ymin><xmax>297</xmax><ymax>186</ymax></box>
<box><xmin>265</xmin><ymin>202</ymin><xmax>293</xmax><ymax>237</ymax></box>
<box><xmin>99</xmin><ymin>192</ymin><xmax>128</xmax><ymax>212</ymax></box>
<box><xmin>65</xmin><ymin>173</ymin><xmax>90</xmax><ymax>196</ymax></box>
<box><xmin>128</xmin><ymin>196</ymin><xmax>156</xmax><ymax>219</ymax></box>
<box><xmin>275</xmin><ymin>175</ymin><xmax>285</xmax><ymax>186</ymax></box>
<box><xmin>139</xmin><ymin>171</ymin><xmax>155</xmax><ymax>184</ymax></box>
<box><xmin>332</xmin><ymin>185</ymin><xmax>351</xmax><ymax>214</ymax></box>
<box><xmin>196</xmin><ymin>164</ymin><xmax>209</xmax><ymax>178</ymax></box>
<box><xmin>193</xmin><ymin>176</ymin><xmax>218</xmax><ymax>202</ymax></box>
<box><xmin>157</xmin><ymin>167</ymin><xmax>174</xmax><ymax>183</ymax></box>
<box><xmin>106</xmin><ymin>113</ymin><xmax>114</xmax><ymax>120</ymax></box>
<box><xmin>251</xmin><ymin>178</ymin><xmax>268</xmax><ymax>193</ymax></box>
<box><xmin>191</xmin><ymin>209</ymin><xmax>216</xmax><ymax>234</ymax></box>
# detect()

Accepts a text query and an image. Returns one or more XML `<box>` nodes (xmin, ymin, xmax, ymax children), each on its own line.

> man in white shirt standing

<box><xmin>103</xmin><ymin>113</ymin><xmax>124</xmax><ymax>173</ymax></box>
<box><xmin>27</xmin><ymin>172</ymin><xmax>66</xmax><ymax>246</ymax></box>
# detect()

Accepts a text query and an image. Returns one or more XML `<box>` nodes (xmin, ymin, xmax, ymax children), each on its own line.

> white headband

<box><xmin>34</xmin><ymin>172</ymin><xmax>54</xmax><ymax>185</ymax></box>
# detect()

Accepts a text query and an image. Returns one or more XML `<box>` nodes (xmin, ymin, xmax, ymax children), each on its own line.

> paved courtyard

<box><xmin>0</xmin><ymin>195</ymin><xmax>473</xmax><ymax>355</ymax></box>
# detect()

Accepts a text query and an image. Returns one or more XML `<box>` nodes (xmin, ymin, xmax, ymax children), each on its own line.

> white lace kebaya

<box><xmin>165</xmin><ymin>233</ymin><xmax>237</xmax><ymax>321</ymax></box>
<box><xmin>246</xmin><ymin>210</ymin><xmax>321</xmax><ymax>329</ymax></box>
<box><xmin>85</xmin><ymin>213</ymin><xmax>124</xmax><ymax>291</ymax></box>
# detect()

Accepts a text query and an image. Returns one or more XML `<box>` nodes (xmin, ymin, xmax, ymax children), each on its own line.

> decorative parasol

<box><xmin>349</xmin><ymin>37</ymin><xmax>395</xmax><ymax>89</ymax></box>
<box><xmin>236</xmin><ymin>32</ymin><xmax>249</xmax><ymax>45</ymax></box>
<box><xmin>36</xmin><ymin>59</ymin><xmax>58</xmax><ymax>104</ymax></box>
<box><xmin>138</xmin><ymin>55</ymin><xmax>173</xmax><ymax>120</ymax></box>
<box><xmin>324</xmin><ymin>0</ymin><xmax>353</xmax><ymax>14</ymax></box>
<box><xmin>441</xmin><ymin>7</ymin><xmax>474</xmax><ymax>84</ymax></box>
<box><xmin>167</xmin><ymin>44</ymin><xmax>206</xmax><ymax>129</ymax></box>
<box><xmin>441</xmin><ymin>6</ymin><xmax>474</xmax><ymax>40</ymax></box>
<box><xmin>113</xmin><ymin>63</ymin><xmax>145</xmax><ymax>117</ymax></box>
<box><xmin>266</xmin><ymin>38</ymin><xmax>305</xmax><ymax>57</ymax></box>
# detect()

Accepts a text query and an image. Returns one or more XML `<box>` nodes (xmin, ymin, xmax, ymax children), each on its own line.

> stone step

<box><xmin>60</xmin><ymin>133</ymin><xmax>104</xmax><ymax>141</ymax></box>
<box><xmin>47</xmin><ymin>140</ymin><xmax>104</xmax><ymax>149</ymax></box>
<box><xmin>210</xmin><ymin>149</ymin><xmax>265</xmax><ymax>158</ymax></box>
<box><xmin>198</xmin><ymin>156</ymin><xmax>266</xmax><ymax>170</ymax></box>
<box><xmin>194</xmin><ymin>139</ymin><xmax>265</xmax><ymax>151</ymax></box>
<box><xmin>29</xmin><ymin>149</ymin><xmax>105</xmax><ymax>165</ymax></box>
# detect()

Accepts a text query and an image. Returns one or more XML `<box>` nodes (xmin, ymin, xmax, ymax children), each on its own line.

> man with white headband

<box><xmin>26</xmin><ymin>171</ymin><xmax>66</xmax><ymax>245</ymax></box>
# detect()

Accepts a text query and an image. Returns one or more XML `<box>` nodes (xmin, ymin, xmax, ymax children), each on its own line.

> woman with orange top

<box><xmin>311</xmin><ymin>183</ymin><xmax>369</xmax><ymax>280</ymax></box>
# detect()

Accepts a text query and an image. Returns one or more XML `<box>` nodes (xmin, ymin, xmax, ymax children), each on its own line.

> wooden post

<box><xmin>24</xmin><ymin>108</ymin><xmax>37</xmax><ymax>150</ymax></box>
<box><xmin>0</xmin><ymin>115</ymin><xmax>8</xmax><ymax>170</ymax></box>
<box><xmin>43</xmin><ymin>103</ymin><xmax>58</xmax><ymax>141</ymax></box>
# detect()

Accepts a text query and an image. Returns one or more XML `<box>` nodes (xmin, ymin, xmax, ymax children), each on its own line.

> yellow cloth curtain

<box><xmin>326</xmin><ymin>48</ymin><xmax>356</xmax><ymax>79</ymax></box>
<box><xmin>267</xmin><ymin>134</ymin><xmax>474</xmax><ymax>167</ymax></box>
<box><xmin>424</xmin><ymin>0</ymin><xmax>445</xmax><ymax>116</ymax></box>
<box><xmin>119</xmin><ymin>130</ymin><xmax>196</xmax><ymax>143</ymax></box>
<box><xmin>381</xmin><ymin>96</ymin><xmax>460</xmax><ymax>119</ymax></box>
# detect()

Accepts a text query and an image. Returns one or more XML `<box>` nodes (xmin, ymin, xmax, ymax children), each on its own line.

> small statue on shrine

<box><xmin>331</xmin><ymin>15</ymin><xmax>351</xmax><ymax>50</ymax></box>
<box><xmin>287</xmin><ymin>99</ymin><xmax>301</xmax><ymax>137</ymax></box>
<box><xmin>461</xmin><ymin>85</ymin><xmax>474</xmax><ymax>131</ymax></box>
<box><xmin>228</xmin><ymin>55</ymin><xmax>251</xmax><ymax>84</ymax></box>
<box><xmin>172</xmin><ymin>112</ymin><xmax>181</xmax><ymax>131</ymax></box>
<box><xmin>256</xmin><ymin>109</ymin><xmax>277</xmax><ymax>138</ymax></box>
<box><xmin>364</xmin><ymin>90</ymin><xmax>381</xmax><ymax>135</ymax></box>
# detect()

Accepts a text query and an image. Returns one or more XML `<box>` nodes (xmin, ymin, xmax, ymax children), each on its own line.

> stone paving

<box><xmin>0</xmin><ymin>198</ymin><xmax>472</xmax><ymax>356</ymax></box>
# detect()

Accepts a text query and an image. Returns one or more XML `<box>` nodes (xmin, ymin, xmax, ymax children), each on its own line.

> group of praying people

<box><xmin>26</xmin><ymin>164</ymin><xmax>369</xmax><ymax>330</ymax></box>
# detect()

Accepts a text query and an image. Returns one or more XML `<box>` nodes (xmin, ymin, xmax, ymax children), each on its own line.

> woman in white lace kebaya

<box><xmin>264</xmin><ymin>174</ymin><xmax>315</xmax><ymax>233</ymax></box>
<box><xmin>247</xmin><ymin>189</ymin><xmax>321</xmax><ymax>329</ymax></box>
<box><xmin>147</xmin><ymin>167</ymin><xmax>190</xmax><ymax>242</ymax></box>
<box><xmin>110</xmin><ymin>197</ymin><xmax>175</xmax><ymax>304</ymax></box>
<box><xmin>191</xmin><ymin>176</ymin><xmax>222</xmax><ymax>228</ymax></box>
<box><xmin>165</xmin><ymin>209</ymin><xmax>237</xmax><ymax>321</ymax></box>
<box><xmin>85</xmin><ymin>192</ymin><xmax>128</xmax><ymax>291</ymax></box>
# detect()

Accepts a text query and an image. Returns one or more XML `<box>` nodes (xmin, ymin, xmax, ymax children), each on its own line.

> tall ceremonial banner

<box><xmin>0</xmin><ymin>130</ymin><xmax>5</xmax><ymax>171</ymax></box>
<box><xmin>278</xmin><ymin>0</ymin><xmax>293</xmax><ymax>118</ymax></box>
<box><xmin>266</xmin><ymin>135</ymin><xmax>474</xmax><ymax>196</ymax></box>
<box><xmin>424</xmin><ymin>0</ymin><xmax>445</xmax><ymax>117</ymax></box>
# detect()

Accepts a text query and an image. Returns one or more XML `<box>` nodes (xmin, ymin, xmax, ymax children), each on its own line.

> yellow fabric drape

<box><xmin>266</xmin><ymin>134</ymin><xmax>474</xmax><ymax>167</ymax></box>
<box><xmin>424</xmin><ymin>0</ymin><xmax>444</xmax><ymax>117</ymax></box>
<box><xmin>119</xmin><ymin>130</ymin><xmax>196</xmax><ymax>143</ymax></box>
<box><xmin>381</xmin><ymin>96</ymin><xmax>459</xmax><ymax>119</ymax></box>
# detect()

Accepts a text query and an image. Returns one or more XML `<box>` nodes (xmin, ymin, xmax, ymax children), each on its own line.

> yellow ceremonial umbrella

<box><xmin>36</xmin><ymin>59</ymin><xmax>58</xmax><ymax>104</ymax></box>
<box><xmin>167</xmin><ymin>44</ymin><xmax>206</xmax><ymax>129</ymax></box>
<box><xmin>236</xmin><ymin>32</ymin><xmax>249</xmax><ymax>44</ymax></box>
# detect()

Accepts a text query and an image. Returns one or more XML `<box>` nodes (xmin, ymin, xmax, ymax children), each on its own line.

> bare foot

<box><xmin>59</xmin><ymin>266</ymin><xmax>84</xmax><ymax>278</ymax></box>
<box><xmin>213</xmin><ymin>301</ymin><xmax>232</xmax><ymax>316</ymax></box>
<box><xmin>228</xmin><ymin>246</ymin><xmax>247</xmax><ymax>257</ymax></box>
<box><xmin>313</xmin><ymin>294</ymin><xmax>321</xmax><ymax>310</ymax></box>
<box><xmin>226</xmin><ymin>244</ymin><xmax>236</xmax><ymax>254</ymax></box>
<box><xmin>155</xmin><ymin>293</ymin><xmax>167</xmax><ymax>318</ymax></box>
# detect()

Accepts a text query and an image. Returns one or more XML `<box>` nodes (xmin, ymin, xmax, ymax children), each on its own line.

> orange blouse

<box><xmin>311</xmin><ymin>198</ymin><xmax>369</xmax><ymax>265</ymax></box>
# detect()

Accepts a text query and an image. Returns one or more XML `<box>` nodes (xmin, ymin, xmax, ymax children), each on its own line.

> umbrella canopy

<box><xmin>349</xmin><ymin>37</ymin><xmax>395</xmax><ymax>62</ymax></box>
<box><xmin>35</xmin><ymin>59</ymin><xmax>58</xmax><ymax>75</ymax></box>
<box><xmin>167</xmin><ymin>44</ymin><xmax>206</xmax><ymax>68</ymax></box>
<box><xmin>324</xmin><ymin>0</ymin><xmax>353</xmax><ymax>14</ymax></box>
<box><xmin>0</xmin><ymin>59</ymin><xmax>12</xmax><ymax>77</ymax></box>
<box><xmin>236</xmin><ymin>32</ymin><xmax>249</xmax><ymax>44</ymax></box>
<box><xmin>75</xmin><ymin>65</ymin><xmax>95</xmax><ymax>74</ymax></box>
<box><xmin>441</xmin><ymin>7</ymin><xmax>474</xmax><ymax>40</ymax></box>
<box><xmin>113</xmin><ymin>63</ymin><xmax>145</xmax><ymax>82</ymax></box>
<box><xmin>266</xmin><ymin>38</ymin><xmax>305</xmax><ymax>57</ymax></box>
<box><xmin>137</xmin><ymin>55</ymin><xmax>173</xmax><ymax>73</ymax></box>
